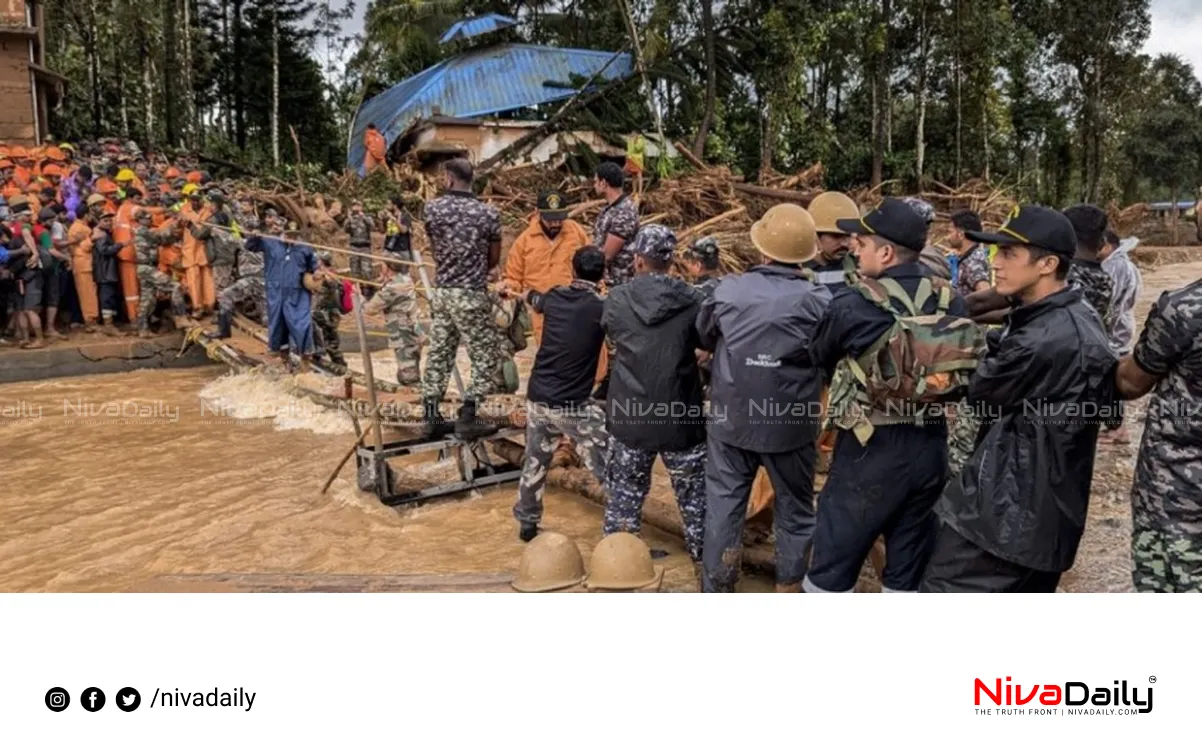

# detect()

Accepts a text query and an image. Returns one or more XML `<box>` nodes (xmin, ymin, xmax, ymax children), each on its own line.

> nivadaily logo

<box><xmin>974</xmin><ymin>677</ymin><xmax>1154</xmax><ymax>715</ymax></box>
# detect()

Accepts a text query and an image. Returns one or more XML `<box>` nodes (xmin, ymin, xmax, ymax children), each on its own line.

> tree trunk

<box><xmin>871</xmin><ymin>0</ymin><xmax>891</xmax><ymax>188</ymax></box>
<box><xmin>87</xmin><ymin>0</ymin><xmax>102</xmax><ymax>136</ymax></box>
<box><xmin>233</xmin><ymin>0</ymin><xmax>246</xmax><ymax>150</ymax></box>
<box><xmin>982</xmin><ymin>90</ymin><xmax>990</xmax><ymax>181</ymax></box>
<box><xmin>163</xmin><ymin>0</ymin><xmax>178</xmax><ymax>146</ymax></box>
<box><xmin>616</xmin><ymin>0</ymin><xmax>667</xmax><ymax>163</ymax></box>
<box><xmin>271</xmin><ymin>0</ymin><xmax>281</xmax><ymax>167</ymax></box>
<box><xmin>1171</xmin><ymin>185</ymin><xmax>1180</xmax><ymax>246</ymax></box>
<box><xmin>222</xmin><ymin>0</ymin><xmax>232</xmax><ymax>141</ymax></box>
<box><xmin>760</xmin><ymin>100</ymin><xmax>774</xmax><ymax>175</ymax></box>
<box><xmin>691</xmin><ymin>0</ymin><xmax>716</xmax><ymax>157</ymax></box>
<box><xmin>954</xmin><ymin>0</ymin><xmax>963</xmax><ymax>184</ymax></box>
<box><xmin>183</xmin><ymin>0</ymin><xmax>194</xmax><ymax>148</ymax></box>
<box><xmin>116</xmin><ymin>33</ymin><xmax>129</xmax><ymax>139</ymax></box>
<box><xmin>915</xmin><ymin>0</ymin><xmax>928</xmax><ymax>186</ymax></box>
<box><xmin>143</xmin><ymin>44</ymin><xmax>154</xmax><ymax>148</ymax></box>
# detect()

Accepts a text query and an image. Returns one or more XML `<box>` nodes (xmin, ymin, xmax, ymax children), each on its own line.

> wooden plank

<box><xmin>133</xmin><ymin>572</ymin><xmax>517</xmax><ymax>593</ymax></box>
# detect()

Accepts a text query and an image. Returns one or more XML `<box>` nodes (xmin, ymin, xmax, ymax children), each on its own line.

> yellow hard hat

<box><xmin>584</xmin><ymin>533</ymin><xmax>664</xmax><ymax>591</ymax></box>
<box><xmin>116</xmin><ymin>167</ymin><xmax>136</xmax><ymax>183</ymax></box>
<box><xmin>750</xmin><ymin>203</ymin><xmax>818</xmax><ymax>265</ymax></box>
<box><xmin>511</xmin><ymin>532</ymin><xmax>587</xmax><ymax>593</ymax></box>
<box><xmin>181</xmin><ymin>183</ymin><xmax>199</xmax><ymax>196</ymax></box>
<box><xmin>807</xmin><ymin>192</ymin><xmax>861</xmax><ymax>235</ymax></box>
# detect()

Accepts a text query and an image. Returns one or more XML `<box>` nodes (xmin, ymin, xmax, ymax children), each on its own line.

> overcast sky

<box><xmin>328</xmin><ymin>0</ymin><xmax>1202</xmax><ymax>78</ymax></box>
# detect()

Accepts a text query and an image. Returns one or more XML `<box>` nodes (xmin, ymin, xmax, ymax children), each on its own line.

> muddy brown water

<box><xmin>2</xmin><ymin>257</ymin><xmax>1199</xmax><ymax>593</ymax></box>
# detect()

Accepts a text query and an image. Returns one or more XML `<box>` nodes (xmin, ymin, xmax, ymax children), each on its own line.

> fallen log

<box><xmin>679</xmin><ymin>206</ymin><xmax>746</xmax><ymax>241</ymax></box>
<box><xmin>731</xmin><ymin>181</ymin><xmax>817</xmax><ymax>205</ymax></box>
<box><xmin>674</xmin><ymin>140</ymin><xmax>712</xmax><ymax>171</ymax></box>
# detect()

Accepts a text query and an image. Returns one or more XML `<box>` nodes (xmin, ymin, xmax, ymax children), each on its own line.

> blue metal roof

<box><xmin>348</xmin><ymin>43</ymin><xmax>633</xmax><ymax>174</ymax></box>
<box><xmin>439</xmin><ymin>13</ymin><xmax>518</xmax><ymax>45</ymax></box>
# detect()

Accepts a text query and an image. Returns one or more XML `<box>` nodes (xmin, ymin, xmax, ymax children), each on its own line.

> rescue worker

<box><xmin>947</xmin><ymin>210</ymin><xmax>991</xmax><ymax>296</ymax></box>
<box><xmin>344</xmin><ymin>200</ymin><xmax>375</xmax><ymax>295</ymax></box>
<box><xmin>1099</xmin><ymin>231</ymin><xmax>1142</xmax><ymax>446</ymax></box>
<box><xmin>592</xmin><ymin>161</ymin><xmax>640</xmax><ymax>289</ymax></box>
<box><xmin>601</xmin><ymin>224</ymin><xmax>707</xmax><ymax>567</ymax></box>
<box><xmin>804</xmin><ymin>198</ymin><xmax>970</xmax><ymax>594</ymax></box>
<box><xmin>420</xmin><ymin>158</ymin><xmax>503</xmax><ymax>439</ymax></box>
<box><xmin>697</xmin><ymin>204</ymin><xmax>831</xmax><ymax>593</ymax></box>
<box><xmin>363</xmin><ymin>122</ymin><xmax>388</xmax><ymax>174</ymax></box>
<box><xmin>202</xmin><ymin>189</ymin><xmax>239</xmax><ymax>293</ymax></box>
<box><xmin>91</xmin><ymin>205</ymin><xmax>124</xmax><ymax>336</ymax></box>
<box><xmin>904</xmin><ymin>196</ymin><xmax>953</xmax><ymax>280</ymax></box>
<box><xmin>1114</xmin><ymin>277</ymin><xmax>1202</xmax><ymax>592</ymax></box>
<box><xmin>1063</xmin><ymin>204</ymin><xmax>1114</xmax><ymax>327</ymax></box>
<box><xmin>242</xmin><ymin>211</ymin><xmax>319</xmax><ymax>369</ymax></box>
<box><xmin>511</xmin><ymin>248</ymin><xmax>609</xmax><ymax>543</ymax></box>
<box><xmin>584</xmin><ymin>533</ymin><xmax>665</xmax><ymax>593</ymax></box>
<box><xmin>8</xmin><ymin>198</ymin><xmax>44</xmax><ymax>347</ymax></box>
<box><xmin>381</xmin><ymin>195</ymin><xmax>412</xmax><ymax>259</ymax></box>
<box><xmin>803</xmin><ymin>191</ymin><xmax>860</xmax><ymax>288</ymax></box>
<box><xmin>683</xmin><ymin>236</ymin><xmax>723</xmax><ymax>297</ymax></box>
<box><xmin>70</xmin><ymin>195</ymin><xmax>106</xmax><ymax>332</ymax></box>
<box><xmin>310</xmin><ymin>251</ymin><xmax>347</xmax><ymax>368</ymax></box>
<box><xmin>178</xmin><ymin>183</ymin><xmax>216</xmax><ymax>317</ymax></box>
<box><xmin>211</xmin><ymin>210</ymin><xmax>269</xmax><ymax>338</ymax></box>
<box><xmin>36</xmin><ymin>206</ymin><xmax>70</xmax><ymax>340</ymax></box>
<box><xmin>502</xmin><ymin>190</ymin><xmax>589</xmax><ymax>344</ymax></box>
<box><xmin>922</xmin><ymin>206</ymin><xmax>1117</xmax><ymax>593</ymax></box>
<box><xmin>510</xmin><ymin>532</ymin><xmax>587</xmax><ymax>593</ymax></box>
<box><xmin>113</xmin><ymin>185</ymin><xmax>144</xmax><ymax>324</ymax></box>
<box><xmin>132</xmin><ymin>208</ymin><xmax>189</xmax><ymax>337</ymax></box>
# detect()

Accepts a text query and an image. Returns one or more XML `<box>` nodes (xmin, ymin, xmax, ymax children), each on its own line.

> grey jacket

<box><xmin>697</xmin><ymin>264</ymin><xmax>832</xmax><ymax>453</ymax></box>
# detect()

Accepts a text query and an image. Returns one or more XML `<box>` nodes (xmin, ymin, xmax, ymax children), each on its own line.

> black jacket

<box><xmin>92</xmin><ymin>233</ymin><xmax>121</xmax><ymax>284</ymax></box>
<box><xmin>935</xmin><ymin>287</ymin><xmax>1119</xmax><ymax>573</ymax></box>
<box><xmin>526</xmin><ymin>280</ymin><xmax>605</xmax><ymax>408</ymax></box>
<box><xmin>602</xmin><ymin>272</ymin><xmax>706</xmax><ymax>451</ymax></box>
<box><xmin>697</xmin><ymin>264</ymin><xmax>831</xmax><ymax>453</ymax></box>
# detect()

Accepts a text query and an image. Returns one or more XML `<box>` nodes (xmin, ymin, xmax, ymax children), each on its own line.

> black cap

<box><xmin>835</xmin><ymin>197</ymin><xmax>929</xmax><ymax>253</ymax></box>
<box><xmin>965</xmin><ymin>205</ymin><xmax>1077</xmax><ymax>259</ymax></box>
<box><xmin>537</xmin><ymin>190</ymin><xmax>569</xmax><ymax>220</ymax></box>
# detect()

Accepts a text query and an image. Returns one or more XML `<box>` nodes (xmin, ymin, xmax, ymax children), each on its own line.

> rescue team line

<box><xmin>974</xmin><ymin>678</ymin><xmax>1153</xmax><ymax>713</ymax></box>
<box><xmin>151</xmin><ymin>687</ymin><xmax>256</xmax><ymax>711</ymax></box>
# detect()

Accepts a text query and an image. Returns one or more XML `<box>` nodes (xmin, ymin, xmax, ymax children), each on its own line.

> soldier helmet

<box><xmin>806</xmin><ymin>192</ymin><xmax>861</xmax><ymax>235</ymax></box>
<box><xmin>750</xmin><ymin>203</ymin><xmax>817</xmax><ymax>265</ymax></box>
<box><xmin>687</xmin><ymin>236</ymin><xmax>720</xmax><ymax>263</ymax></box>
<box><xmin>584</xmin><ymin>533</ymin><xmax>664</xmax><ymax>592</ymax></box>
<box><xmin>511</xmin><ymin>532</ymin><xmax>587</xmax><ymax>593</ymax></box>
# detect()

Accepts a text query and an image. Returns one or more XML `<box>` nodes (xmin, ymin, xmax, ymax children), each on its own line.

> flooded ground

<box><xmin>1</xmin><ymin>257</ymin><xmax>1199</xmax><ymax>593</ymax></box>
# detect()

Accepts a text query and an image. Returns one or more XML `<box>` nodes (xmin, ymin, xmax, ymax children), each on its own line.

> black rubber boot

<box><xmin>454</xmin><ymin>398</ymin><xmax>499</xmax><ymax>440</ymax></box>
<box><xmin>207</xmin><ymin>311</ymin><xmax>233</xmax><ymax>339</ymax></box>
<box><xmin>422</xmin><ymin>398</ymin><xmax>454</xmax><ymax>439</ymax></box>
<box><xmin>519</xmin><ymin>523</ymin><xmax>539</xmax><ymax>543</ymax></box>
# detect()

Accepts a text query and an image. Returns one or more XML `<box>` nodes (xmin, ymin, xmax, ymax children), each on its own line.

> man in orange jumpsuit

<box><xmin>502</xmin><ymin>190</ymin><xmax>589</xmax><ymax>344</ymax></box>
<box><xmin>69</xmin><ymin>194</ymin><xmax>107</xmax><ymax>332</ymax></box>
<box><xmin>113</xmin><ymin>185</ymin><xmax>145</xmax><ymax>323</ymax></box>
<box><xmin>363</xmin><ymin>123</ymin><xmax>387</xmax><ymax>174</ymax></box>
<box><xmin>177</xmin><ymin>185</ymin><xmax>215</xmax><ymax>316</ymax></box>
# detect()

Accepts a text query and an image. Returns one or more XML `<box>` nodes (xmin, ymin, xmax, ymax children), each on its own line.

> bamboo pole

<box><xmin>321</xmin><ymin>408</ymin><xmax>377</xmax><ymax>494</ymax></box>
<box><xmin>197</xmin><ymin>221</ymin><xmax>436</xmax><ymax>269</ymax></box>
<box><xmin>678</xmin><ymin>206</ymin><xmax>746</xmax><ymax>240</ymax></box>
<box><xmin>352</xmin><ymin>285</ymin><xmax>385</xmax><ymax>458</ymax></box>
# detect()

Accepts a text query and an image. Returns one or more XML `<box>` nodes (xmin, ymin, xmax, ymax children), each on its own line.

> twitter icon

<box><xmin>116</xmin><ymin>687</ymin><xmax>141</xmax><ymax>712</ymax></box>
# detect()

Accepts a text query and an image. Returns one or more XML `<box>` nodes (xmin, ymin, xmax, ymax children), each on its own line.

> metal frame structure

<box><xmin>357</xmin><ymin>428</ymin><xmax>524</xmax><ymax>507</ymax></box>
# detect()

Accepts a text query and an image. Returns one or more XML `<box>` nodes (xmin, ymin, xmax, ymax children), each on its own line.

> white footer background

<box><xmin>2</xmin><ymin>594</ymin><xmax>1196</xmax><ymax>741</ymax></box>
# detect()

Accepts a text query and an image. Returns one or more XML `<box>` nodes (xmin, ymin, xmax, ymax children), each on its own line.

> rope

<box><xmin>194</xmin><ymin>220</ymin><xmax>437</xmax><ymax>270</ymax></box>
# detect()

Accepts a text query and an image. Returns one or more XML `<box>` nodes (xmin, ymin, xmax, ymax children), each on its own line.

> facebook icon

<box><xmin>81</xmin><ymin>687</ymin><xmax>106</xmax><ymax>712</ymax></box>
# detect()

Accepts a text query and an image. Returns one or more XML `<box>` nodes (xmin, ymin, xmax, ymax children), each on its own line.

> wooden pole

<box><xmin>352</xmin><ymin>284</ymin><xmax>385</xmax><ymax>459</ymax></box>
<box><xmin>197</xmin><ymin>221</ymin><xmax>436</xmax><ymax>269</ymax></box>
<box><xmin>321</xmin><ymin>415</ymin><xmax>375</xmax><ymax>495</ymax></box>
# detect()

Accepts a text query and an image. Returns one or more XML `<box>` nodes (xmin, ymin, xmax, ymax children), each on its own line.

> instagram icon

<box><xmin>45</xmin><ymin>687</ymin><xmax>70</xmax><ymax>712</ymax></box>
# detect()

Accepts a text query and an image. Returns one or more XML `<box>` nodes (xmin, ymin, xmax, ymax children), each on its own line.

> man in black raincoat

<box><xmin>922</xmin><ymin>206</ymin><xmax>1119</xmax><ymax>593</ymax></box>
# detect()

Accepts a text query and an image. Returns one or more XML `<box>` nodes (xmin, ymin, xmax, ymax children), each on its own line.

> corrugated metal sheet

<box><xmin>347</xmin><ymin>43</ymin><xmax>632</xmax><ymax>174</ymax></box>
<box><xmin>439</xmin><ymin>13</ymin><xmax>518</xmax><ymax>45</ymax></box>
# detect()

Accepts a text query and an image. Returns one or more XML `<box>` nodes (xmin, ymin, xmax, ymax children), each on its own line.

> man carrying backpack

<box><xmin>921</xmin><ymin>206</ymin><xmax>1118</xmax><ymax>593</ymax></box>
<box><xmin>803</xmin><ymin>198</ymin><xmax>976</xmax><ymax>594</ymax></box>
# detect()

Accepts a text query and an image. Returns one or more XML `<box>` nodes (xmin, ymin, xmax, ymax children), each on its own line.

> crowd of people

<box><xmin>422</xmin><ymin>158</ymin><xmax>1194</xmax><ymax>595</ymax></box>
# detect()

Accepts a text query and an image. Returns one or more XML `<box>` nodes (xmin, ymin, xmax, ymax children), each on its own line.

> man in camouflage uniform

<box><xmin>132</xmin><ymin>208</ymin><xmax>189</xmax><ymax>337</ymax></box>
<box><xmin>344</xmin><ymin>200</ymin><xmax>375</xmax><ymax>296</ymax></box>
<box><xmin>310</xmin><ymin>251</ymin><xmax>347</xmax><ymax>368</ymax></box>
<box><xmin>1115</xmin><ymin>278</ymin><xmax>1202</xmax><ymax>592</ymax></box>
<box><xmin>684</xmin><ymin>236</ymin><xmax>723</xmax><ymax>390</ymax></box>
<box><xmin>203</xmin><ymin>189</ymin><xmax>240</xmax><ymax>293</ymax></box>
<box><xmin>1063</xmin><ymin>204</ymin><xmax>1114</xmax><ymax>327</ymax></box>
<box><xmin>591</xmin><ymin>162</ymin><xmax>640</xmax><ymax>289</ymax></box>
<box><xmin>421</xmin><ymin>158</ymin><xmax>503</xmax><ymax>438</ymax></box>
<box><xmin>362</xmin><ymin>258</ymin><xmax>422</xmax><ymax>387</ymax></box>
<box><xmin>209</xmin><ymin>209</ymin><xmax>269</xmax><ymax>339</ymax></box>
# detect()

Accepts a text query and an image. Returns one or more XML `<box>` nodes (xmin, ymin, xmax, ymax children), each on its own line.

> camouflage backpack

<box><xmin>828</xmin><ymin>274</ymin><xmax>985</xmax><ymax>444</ymax></box>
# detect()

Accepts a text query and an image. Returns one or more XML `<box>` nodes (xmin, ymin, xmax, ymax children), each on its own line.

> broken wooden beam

<box><xmin>134</xmin><ymin>572</ymin><xmax>516</xmax><ymax>593</ymax></box>
<box><xmin>731</xmin><ymin>181</ymin><xmax>817</xmax><ymax>205</ymax></box>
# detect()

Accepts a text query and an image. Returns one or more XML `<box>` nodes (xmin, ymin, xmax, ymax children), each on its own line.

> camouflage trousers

<box><xmin>386</xmin><ymin>276</ymin><xmax>422</xmax><ymax>386</ymax></box>
<box><xmin>135</xmin><ymin>265</ymin><xmax>186</xmax><ymax>329</ymax></box>
<box><xmin>604</xmin><ymin>436</ymin><xmax>707</xmax><ymax>562</ymax></box>
<box><xmin>947</xmin><ymin>407</ymin><xmax>982</xmax><ymax>480</ymax></box>
<box><xmin>349</xmin><ymin>245</ymin><xmax>373</xmax><ymax>291</ymax></box>
<box><xmin>422</xmin><ymin>287</ymin><xmax>500</xmax><ymax>402</ymax></box>
<box><xmin>212</xmin><ymin>264</ymin><xmax>236</xmax><ymax>294</ymax></box>
<box><xmin>1132</xmin><ymin>520</ymin><xmax>1202</xmax><ymax>592</ymax></box>
<box><xmin>513</xmin><ymin>402</ymin><xmax>609</xmax><ymax>527</ymax></box>
<box><xmin>218</xmin><ymin>276</ymin><xmax>266</xmax><ymax>321</ymax></box>
<box><xmin>312</xmin><ymin>309</ymin><xmax>345</xmax><ymax>366</ymax></box>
